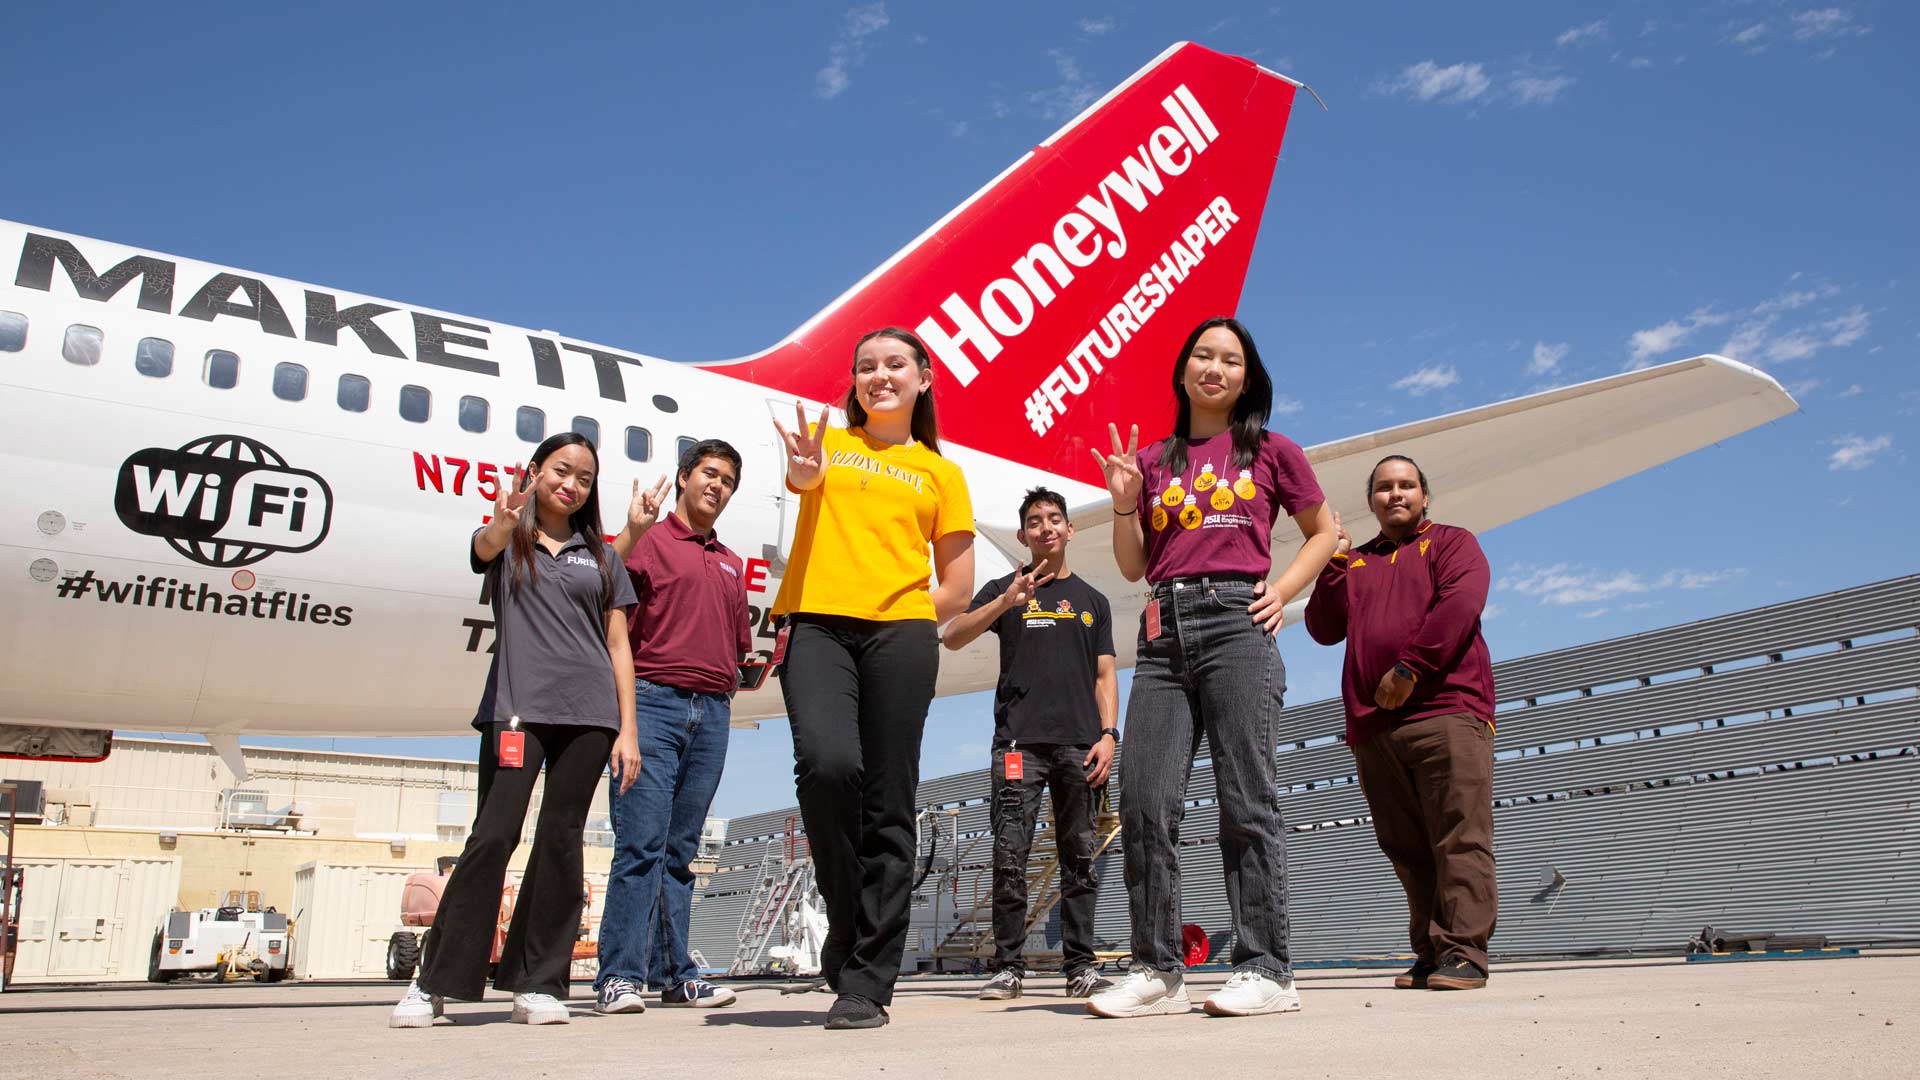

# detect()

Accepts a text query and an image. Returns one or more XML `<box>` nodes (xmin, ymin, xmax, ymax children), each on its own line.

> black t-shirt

<box><xmin>968</xmin><ymin>569</ymin><xmax>1115</xmax><ymax>746</ymax></box>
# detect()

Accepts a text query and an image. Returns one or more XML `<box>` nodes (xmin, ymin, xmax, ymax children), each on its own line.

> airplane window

<box><xmin>63</xmin><ymin>324</ymin><xmax>104</xmax><ymax>366</ymax></box>
<box><xmin>571</xmin><ymin>416</ymin><xmax>600</xmax><ymax>448</ymax></box>
<box><xmin>205</xmin><ymin>350</ymin><xmax>239</xmax><ymax>389</ymax></box>
<box><xmin>625</xmin><ymin>426</ymin><xmax>652</xmax><ymax>462</ymax></box>
<box><xmin>459</xmin><ymin>395</ymin><xmax>489</xmax><ymax>433</ymax></box>
<box><xmin>135</xmin><ymin>337</ymin><xmax>174</xmax><ymax>378</ymax></box>
<box><xmin>516</xmin><ymin>406</ymin><xmax>545</xmax><ymax>443</ymax></box>
<box><xmin>273</xmin><ymin>362</ymin><xmax>308</xmax><ymax>401</ymax></box>
<box><xmin>337</xmin><ymin>373</ymin><xmax>370</xmax><ymax>412</ymax></box>
<box><xmin>652</xmin><ymin>394</ymin><xmax>679</xmax><ymax>414</ymax></box>
<box><xmin>676</xmin><ymin>436</ymin><xmax>696</xmax><ymax>461</ymax></box>
<box><xmin>399</xmin><ymin>384</ymin><xmax>431</xmax><ymax>423</ymax></box>
<box><xmin>0</xmin><ymin>310</ymin><xmax>25</xmax><ymax>352</ymax></box>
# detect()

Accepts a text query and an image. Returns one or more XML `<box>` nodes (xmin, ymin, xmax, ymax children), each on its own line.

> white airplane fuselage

<box><xmin>0</xmin><ymin>220</ymin><xmax>1059</xmax><ymax>735</ymax></box>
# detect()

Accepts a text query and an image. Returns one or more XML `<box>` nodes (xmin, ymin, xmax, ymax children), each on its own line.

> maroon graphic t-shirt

<box><xmin>1136</xmin><ymin>429</ymin><xmax>1324</xmax><ymax>583</ymax></box>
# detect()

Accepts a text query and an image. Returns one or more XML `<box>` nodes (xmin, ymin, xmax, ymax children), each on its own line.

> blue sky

<box><xmin>10</xmin><ymin>2</ymin><xmax>1912</xmax><ymax>817</ymax></box>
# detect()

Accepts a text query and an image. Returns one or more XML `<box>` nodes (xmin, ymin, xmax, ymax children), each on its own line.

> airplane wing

<box><xmin>973</xmin><ymin>354</ymin><xmax>1799</xmax><ymax>672</ymax></box>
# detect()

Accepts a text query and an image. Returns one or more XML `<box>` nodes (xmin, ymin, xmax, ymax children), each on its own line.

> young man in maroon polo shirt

<box><xmin>1304</xmin><ymin>454</ymin><xmax>1497</xmax><ymax>991</ymax></box>
<box><xmin>595</xmin><ymin>438</ymin><xmax>751</xmax><ymax>1013</ymax></box>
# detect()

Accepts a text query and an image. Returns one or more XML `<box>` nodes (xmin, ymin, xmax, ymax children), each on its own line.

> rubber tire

<box><xmin>147</xmin><ymin>932</ymin><xmax>180</xmax><ymax>983</ymax></box>
<box><xmin>263</xmin><ymin>964</ymin><xmax>288</xmax><ymax>983</ymax></box>
<box><xmin>386</xmin><ymin>931</ymin><xmax>420</xmax><ymax>981</ymax></box>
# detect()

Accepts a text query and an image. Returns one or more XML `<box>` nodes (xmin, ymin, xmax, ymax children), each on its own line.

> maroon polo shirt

<box><xmin>1304</xmin><ymin>519</ymin><xmax>1496</xmax><ymax>744</ymax></box>
<box><xmin>625</xmin><ymin>512</ymin><xmax>751</xmax><ymax>695</ymax></box>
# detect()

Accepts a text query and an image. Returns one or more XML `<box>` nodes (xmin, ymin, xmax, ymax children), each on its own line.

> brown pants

<box><xmin>1351</xmin><ymin>711</ymin><xmax>1497</xmax><ymax>970</ymax></box>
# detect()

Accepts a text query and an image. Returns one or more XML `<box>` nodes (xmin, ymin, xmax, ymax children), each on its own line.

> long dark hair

<box><xmin>507</xmin><ymin>432</ymin><xmax>612</xmax><ymax>597</ymax></box>
<box><xmin>1159</xmin><ymin>316</ymin><xmax>1273</xmax><ymax>476</ymax></box>
<box><xmin>845</xmin><ymin>327</ymin><xmax>943</xmax><ymax>455</ymax></box>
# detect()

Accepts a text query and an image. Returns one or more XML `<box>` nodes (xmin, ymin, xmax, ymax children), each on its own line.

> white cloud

<box><xmin>1392</xmin><ymin>364</ymin><xmax>1460</xmax><ymax>395</ymax></box>
<box><xmin>1626</xmin><ymin>56</ymin><xmax>1654</xmax><ymax>69</ymax></box>
<box><xmin>815</xmin><ymin>3</ymin><xmax>890</xmax><ymax>101</ymax></box>
<box><xmin>1720</xmin><ymin>302</ymin><xmax>1871</xmax><ymax>364</ymax></box>
<box><xmin>1481</xmin><ymin>603</ymin><xmax>1505</xmax><ymax>621</ymax></box>
<box><xmin>1786</xmin><ymin>378</ymin><xmax>1822</xmax><ymax>397</ymax></box>
<box><xmin>1556</xmin><ymin>19</ymin><xmax>1609</xmax><ymax>47</ymax></box>
<box><xmin>1029</xmin><ymin>49</ymin><xmax>1100</xmax><ymax>120</ymax></box>
<box><xmin>1828</xmin><ymin>434</ymin><xmax>1891</xmax><ymax>471</ymax></box>
<box><xmin>1511</xmin><ymin>74</ymin><xmax>1577</xmax><ymax>105</ymax></box>
<box><xmin>1382</xmin><ymin>61</ymin><xmax>1491</xmax><ymax>105</ymax></box>
<box><xmin>1836</xmin><ymin>383</ymin><xmax>1863</xmax><ymax>398</ymax></box>
<box><xmin>1792</xmin><ymin>8</ymin><xmax>1870</xmax><ymax>41</ymax></box>
<box><xmin>1501</xmin><ymin>564</ymin><xmax>1743</xmax><ymax>606</ymax></box>
<box><xmin>1078</xmin><ymin>16</ymin><xmax>1117</xmax><ymax>35</ymax></box>
<box><xmin>1627</xmin><ymin>307</ymin><xmax>1730</xmax><ymax>367</ymax></box>
<box><xmin>1725</xmin><ymin>22</ymin><xmax>1771</xmax><ymax>53</ymax></box>
<box><xmin>1529</xmin><ymin>341</ymin><xmax>1570</xmax><ymax>375</ymax></box>
<box><xmin>948</xmin><ymin>120</ymin><xmax>969</xmax><ymax>139</ymax></box>
<box><xmin>1578</xmin><ymin>607</ymin><xmax>1611</xmax><ymax>619</ymax></box>
<box><xmin>1272</xmin><ymin>395</ymin><xmax>1304</xmax><ymax>416</ymax></box>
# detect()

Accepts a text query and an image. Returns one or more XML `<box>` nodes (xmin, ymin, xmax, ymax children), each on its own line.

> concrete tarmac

<box><xmin>3</xmin><ymin>954</ymin><xmax>1915</xmax><ymax>1079</ymax></box>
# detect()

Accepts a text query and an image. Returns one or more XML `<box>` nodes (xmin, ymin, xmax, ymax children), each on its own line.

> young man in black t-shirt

<box><xmin>944</xmin><ymin>487</ymin><xmax>1119</xmax><ymax>1001</ymax></box>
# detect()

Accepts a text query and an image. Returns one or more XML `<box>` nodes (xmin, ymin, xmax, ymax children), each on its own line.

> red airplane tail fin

<box><xmin>702</xmin><ymin>42</ymin><xmax>1305</xmax><ymax>483</ymax></box>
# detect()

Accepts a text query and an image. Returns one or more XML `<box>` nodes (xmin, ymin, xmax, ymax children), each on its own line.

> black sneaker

<box><xmin>824</xmin><ymin>994</ymin><xmax>889</xmax><ymax>1029</ymax></box>
<box><xmin>1064</xmin><ymin>967</ymin><xmax>1114</xmax><ymax>998</ymax></box>
<box><xmin>1426</xmin><ymin>957</ymin><xmax>1488</xmax><ymax>991</ymax></box>
<box><xmin>978</xmin><ymin>968</ymin><xmax>1023</xmax><ymax>1001</ymax></box>
<box><xmin>1393</xmin><ymin>958</ymin><xmax>1438</xmax><ymax>990</ymax></box>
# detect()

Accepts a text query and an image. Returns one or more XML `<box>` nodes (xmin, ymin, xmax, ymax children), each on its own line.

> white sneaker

<box><xmin>389</xmin><ymin>980</ymin><xmax>444</xmax><ymax>1028</ymax></box>
<box><xmin>595</xmin><ymin>976</ymin><xmax>646</xmax><ymax>1014</ymax></box>
<box><xmin>1202</xmin><ymin>970</ymin><xmax>1302</xmax><ymax>1016</ymax></box>
<box><xmin>511</xmin><ymin>992</ymin><xmax>570</xmax><ymax>1025</ymax></box>
<box><xmin>1085</xmin><ymin>968</ymin><xmax>1191</xmax><ymax>1018</ymax></box>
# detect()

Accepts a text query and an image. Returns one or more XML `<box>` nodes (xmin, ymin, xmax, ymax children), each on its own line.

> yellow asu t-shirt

<box><xmin>772</xmin><ymin>426</ymin><xmax>974</xmax><ymax>622</ymax></box>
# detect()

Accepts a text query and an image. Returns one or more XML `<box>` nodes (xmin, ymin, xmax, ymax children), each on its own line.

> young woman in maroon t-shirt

<box><xmin>1087</xmin><ymin>317</ymin><xmax>1337</xmax><ymax>1019</ymax></box>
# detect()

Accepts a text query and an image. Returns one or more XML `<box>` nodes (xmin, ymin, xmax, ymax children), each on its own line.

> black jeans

<box><xmin>418</xmin><ymin>721</ymin><xmax>613</xmax><ymax>1000</ymax></box>
<box><xmin>779</xmin><ymin>614</ymin><xmax>939</xmax><ymax>1006</ymax></box>
<box><xmin>990</xmin><ymin>742</ymin><xmax>1102</xmax><ymax>975</ymax></box>
<box><xmin>1121</xmin><ymin>577</ymin><xmax>1293</xmax><ymax>977</ymax></box>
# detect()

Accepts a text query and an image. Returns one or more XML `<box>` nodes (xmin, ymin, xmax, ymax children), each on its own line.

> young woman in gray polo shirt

<box><xmin>392</xmin><ymin>432</ymin><xmax>640</xmax><ymax>1028</ymax></box>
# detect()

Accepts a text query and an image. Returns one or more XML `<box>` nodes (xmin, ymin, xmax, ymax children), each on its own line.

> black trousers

<box><xmin>779</xmin><ymin>615</ymin><xmax>939</xmax><ymax>1006</ymax></box>
<box><xmin>990</xmin><ymin>742</ymin><xmax>1102</xmax><ymax>974</ymax></box>
<box><xmin>418</xmin><ymin>721</ymin><xmax>613</xmax><ymax>1000</ymax></box>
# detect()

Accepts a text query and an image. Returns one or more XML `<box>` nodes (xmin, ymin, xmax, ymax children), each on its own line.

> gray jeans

<box><xmin>1119</xmin><ymin>576</ymin><xmax>1292</xmax><ymax>977</ymax></box>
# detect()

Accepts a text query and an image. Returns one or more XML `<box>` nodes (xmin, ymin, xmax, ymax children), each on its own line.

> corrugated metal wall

<box><xmin>690</xmin><ymin>575</ymin><xmax>1920</xmax><ymax>965</ymax></box>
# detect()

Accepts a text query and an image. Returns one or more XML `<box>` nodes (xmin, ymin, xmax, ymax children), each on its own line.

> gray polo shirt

<box><xmin>470</xmin><ymin>529</ymin><xmax>638</xmax><ymax>732</ymax></box>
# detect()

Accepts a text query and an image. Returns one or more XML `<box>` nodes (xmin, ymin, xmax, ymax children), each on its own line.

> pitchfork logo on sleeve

<box><xmin>113</xmin><ymin>435</ymin><xmax>334</xmax><ymax>568</ymax></box>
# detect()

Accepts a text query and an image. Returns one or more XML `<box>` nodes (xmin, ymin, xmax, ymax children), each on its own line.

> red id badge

<box><xmin>497</xmin><ymin>728</ymin><xmax>526</xmax><ymax>768</ymax></box>
<box><xmin>771</xmin><ymin>623</ymin><xmax>792</xmax><ymax>666</ymax></box>
<box><xmin>1145</xmin><ymin>597</ymin><xmax>1163</xmax><ymax>641</ymax></box>
<box><xmin>1003</xmin><ymin>750</ymin><xmax>1024</xmax><ymax>781</ymax></box>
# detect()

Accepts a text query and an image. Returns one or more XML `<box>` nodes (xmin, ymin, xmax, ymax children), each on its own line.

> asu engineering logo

<box><xmin>114</xmin><ymin>435</ymin><xmax>334</xmax><ymax>568</ymax></box>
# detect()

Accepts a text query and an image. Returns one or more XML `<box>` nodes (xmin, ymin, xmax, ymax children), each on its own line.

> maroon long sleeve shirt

<box><xmin>1304</xmin><ymin>518</ymin><xmax>1496</xmax><ymax>744</ymax></box>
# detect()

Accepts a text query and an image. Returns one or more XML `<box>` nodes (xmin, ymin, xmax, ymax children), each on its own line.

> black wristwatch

<box><xmin>1101</xmin><ymin>727</ymin><xmax>1121</xmax><ymax>745</ymax></box>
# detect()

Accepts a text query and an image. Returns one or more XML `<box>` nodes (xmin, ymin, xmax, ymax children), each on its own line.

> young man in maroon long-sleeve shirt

<box><xmin>1305</xmin><ymin>454</ymin><xmax>1497</xmax><ymax>991</ymax></box>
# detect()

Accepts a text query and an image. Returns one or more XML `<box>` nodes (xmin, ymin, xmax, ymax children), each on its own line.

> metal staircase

<box><xmin>932</xmin><ymin>807</ymin><xmax>1124</xmax><ymax>967</ymax></box>
<box><xmin>727</xmin><ymin>820</ymin><xmax>815</xmax><ymax>977</ymax></box>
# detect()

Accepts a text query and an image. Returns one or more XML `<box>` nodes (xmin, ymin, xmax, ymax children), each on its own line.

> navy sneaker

<box><xmin>659</xmin><ymin>978</ymin><xmax>737</xmax><ymax>1008</ymax></box>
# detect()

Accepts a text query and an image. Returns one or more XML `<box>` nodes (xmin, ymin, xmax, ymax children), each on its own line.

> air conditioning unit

<box><xmin>1</xmin><ymin>779</ymin><xmax>47</xmax><ymax>822</ymax></box>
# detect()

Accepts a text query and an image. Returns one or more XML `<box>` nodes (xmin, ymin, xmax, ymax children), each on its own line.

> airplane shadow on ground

<box><xmin>701</xmin><ymin>1009</ymin><xmax>824</xmax><ymax>1028</ymax></box>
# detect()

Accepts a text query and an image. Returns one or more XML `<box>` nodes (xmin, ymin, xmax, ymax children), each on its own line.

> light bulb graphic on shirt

<box><xmin>1179</xmin><ymin>494</ymin><xmax>1203</xmax><ymax>530</ymax></box>
<box><xmin>1160</xmin><ymin>477</ymin><xmax>1185</xmax><ymax>508</ymax></box>
<box><xmin>1151</xmin><ymin>503</ymin><xmax>1169</xmax><ymax>532</ymax></box>
<box><xmin>1210</xmin><ymin>483</ymin><xmax>1235</xmax><ymax>511</ymax></box>
<box><xmin>1232</xmin><ymin>469</ymin><xmax>1257</xmax><ymax>501</ymax></box>
<box><xmin>1194</xmin><ymin>463</ymin><xmax>1217</xmax><ymax>492</ymax></box>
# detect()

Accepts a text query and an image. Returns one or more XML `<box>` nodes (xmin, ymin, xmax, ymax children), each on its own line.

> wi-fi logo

<box><xmin>113</xmin><ymin>435</ymin><xmax>333</xmax><ymax>569</ymax></box>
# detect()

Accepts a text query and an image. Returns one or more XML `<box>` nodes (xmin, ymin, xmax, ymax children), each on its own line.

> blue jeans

<box><xmin>596</xmin><ymin>677</ymin><xmax>730</xmax><ymax>990</ymax></box>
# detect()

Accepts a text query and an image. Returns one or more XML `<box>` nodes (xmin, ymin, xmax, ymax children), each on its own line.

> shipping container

<box><xmin>9</xmin><ymin>855</ymin><xmax>180</xmax><ymax>983</ymax></box>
